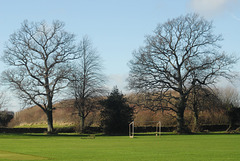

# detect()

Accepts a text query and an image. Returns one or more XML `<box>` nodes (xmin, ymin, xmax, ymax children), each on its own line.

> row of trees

<box><xmin>1</xmin><ymin>13</ymin><xmax>239</xmax><ymax>134</ymax></box>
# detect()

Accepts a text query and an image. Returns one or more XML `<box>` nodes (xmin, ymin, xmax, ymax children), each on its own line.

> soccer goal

<box><xmin>129</xmin><ymin>121</ymin><xmax>161</xmax><ymax>138</ymax></box>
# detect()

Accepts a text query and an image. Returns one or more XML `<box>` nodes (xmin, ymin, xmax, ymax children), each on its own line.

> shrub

<box><xmin>0</xmin><ymin>111</ymin><xmax>14</xmax><ymax>127</ymax></box>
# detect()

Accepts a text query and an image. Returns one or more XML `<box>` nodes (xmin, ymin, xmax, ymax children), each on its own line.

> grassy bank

<box><xmin>0</xmin><ymin>133</ymin><xmax>240</xmax><ymax>161</ymax></box>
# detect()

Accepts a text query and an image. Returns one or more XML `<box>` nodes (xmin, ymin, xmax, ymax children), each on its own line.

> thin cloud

<box><xmin>230</xmin><ymin>12</ymin><xmax>240</xmax><ymax>21</ymax></box>
<box><xmin>189</xmin><ymin>0</ymin><xmax>238</xmax><ymax>17</ymax></box>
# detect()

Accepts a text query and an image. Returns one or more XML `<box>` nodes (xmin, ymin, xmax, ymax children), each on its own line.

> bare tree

<box><xmin>0</xmin><ymin>92</ymin><xmax>6</xmax><ymax>110</ymax></box>
<box><xmin>187</xmin><ymin>86</ymin><xmax>221</xmax><ymax>131</ymax></box>
<box><xmin>128</xmin><ymin>14</ymin><xmax>236</xmax><ymax>133</ymax></box>
<box><xmin>1</xmin><ymin>20</ymin><xmax>79</xmax><ymax>133</ymax></box>
<box><xmin>69</xmin><ymin>37</ymin><xmax>106</xmax><ymax>132</ymax></box>
<box><xmin>217</xmin><ymin>86</ymin><xmax>240</xmax><ymax>131</ymax></box>
<box><xmin>218</xmin><ymin>86</ymin><xmax>240</xmax><ymax>108</ymax></box>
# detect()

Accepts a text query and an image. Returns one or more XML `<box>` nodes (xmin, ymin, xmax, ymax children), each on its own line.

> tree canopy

<box><xmin>128</xmin><ymin>13</ymin><xmax>237</xmax><ymax>133</ymax></box>
<box><xmin>2</xmin><ymin>20</ymin><xmax>79</xmax><ymax>132</ymax></box>
<box><xmin>69</xmin><ymin>36</ymin><xmax>106</xmax><ymax>132</ymax></box>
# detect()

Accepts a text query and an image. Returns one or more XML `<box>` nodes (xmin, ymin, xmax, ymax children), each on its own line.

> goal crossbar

<box><xmin>129</xmin><ymin>121</ymin><xmax>161</xmax><ymax>138</ymax></box>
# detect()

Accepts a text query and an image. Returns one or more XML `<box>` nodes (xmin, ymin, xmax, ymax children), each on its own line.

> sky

<box><xmin>0</xmin><ymin>0</ymin><xmax>240</xmax><ymax>111</ymax></box>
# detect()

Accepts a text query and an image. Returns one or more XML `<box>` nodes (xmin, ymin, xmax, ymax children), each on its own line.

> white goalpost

<box><xmin>129</xmin><ymin>121</ymin><xmax>161</xmax><ymax>138</ymax></box>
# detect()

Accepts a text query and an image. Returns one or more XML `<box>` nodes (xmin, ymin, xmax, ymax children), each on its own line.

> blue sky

<box><xmin>0</xmin><ymin>0</ymin><xmax>240</xmax><ymax>111</ymax></box>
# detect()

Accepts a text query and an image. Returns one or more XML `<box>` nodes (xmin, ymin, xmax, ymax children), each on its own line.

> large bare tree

<box><xmin>128</xmin><ymin>14</ymin><xmax>236</xmax><ymax>133</ymax></box>
<box><xmin>2</xmin><ymin>20</ymin><xmax>79</xmax><ymax>133</ymax></box>
<box><xmin>69</xmin><ymin>37</ymin><xmax>105</xmax><ymax>132</ymax></box>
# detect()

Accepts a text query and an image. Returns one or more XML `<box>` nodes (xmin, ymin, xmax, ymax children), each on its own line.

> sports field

<box><xmin>0</xmin><ymin>133</ymin><xmax>239</xmax><ymax>161</ymax></box>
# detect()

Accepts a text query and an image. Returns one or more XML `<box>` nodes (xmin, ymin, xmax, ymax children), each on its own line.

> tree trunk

<box><xmin>46</xmin><ymin>110</ymin><xmax>54</xmax><ymax>133</ymax></box>
<box><xmin>176</xmin><ymin>95</ymin><xmax>188</xmax><ymax>134</ymax></box>
<box><xmin>226</xmin><ymin>121</ymin><xmax>235</xmax><ymax>132</ymax></box>
<box><xmin>192</xmin><ymin>100</ymin><xmax>200</xmax><ymax>132</ymax></box>
<box><xmin>193</xmin><ymin>109</ymin><xmax>200</xmax><ymax>132</ymax></box>
<box><xmin>192</xmin><ymin>87</ymin><xmax>200</xmax><ymax>132</ymax></box>
<box><xmin>226</xmin><ymin>108</ymin><xmax>237</xmax><ymax>132</ymax></box>
<box><xmin>176</xmin><ymin>109</ymin><xmax>185</xmax><ymax>133</ymax></box>
<box><xmin>81</xmin><ymin>116</ymin><xmax>85</xmax><ymax>133</ymax></box>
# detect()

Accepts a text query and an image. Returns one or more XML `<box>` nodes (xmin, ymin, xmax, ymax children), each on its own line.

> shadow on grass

<box><xmin>0</xmin><ymin>150</ymin><xmax>48</xmax><ymax>160</ymax></box>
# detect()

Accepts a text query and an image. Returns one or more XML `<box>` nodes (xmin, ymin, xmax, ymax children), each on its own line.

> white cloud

<box><xmin>189</xmin><ymin>0</ymin><xmax>238</xmax><ymax>17</ymax></box>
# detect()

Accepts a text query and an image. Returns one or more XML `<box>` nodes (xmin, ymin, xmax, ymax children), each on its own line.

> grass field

<box><xmin>0</xmin><ymin>133</ymin><xmax>240</xmax><ymax>161</ymax></box>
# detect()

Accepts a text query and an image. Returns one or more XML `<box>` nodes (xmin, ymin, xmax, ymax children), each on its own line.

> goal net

<box><xmin>129</xmin><ymin>121</ymin><xmax>161</xmax><ymax>138</ymax></box>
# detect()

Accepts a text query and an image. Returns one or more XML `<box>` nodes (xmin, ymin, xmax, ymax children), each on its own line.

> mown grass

<box><xmin>0</xmin><ymin>133</ymin><xmax>240</xmax><ymax>161</ymax></box>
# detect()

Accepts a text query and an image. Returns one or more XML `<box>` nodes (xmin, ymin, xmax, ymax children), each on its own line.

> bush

<box><xmin>0</xmin><ymin>111</ymin><xmax>14</xmax><ymax>127</ymax></box>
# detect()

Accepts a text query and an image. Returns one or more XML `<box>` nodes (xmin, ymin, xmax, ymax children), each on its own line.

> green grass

<box><xmin>0</xmin><ymin>133</ymin><xmax>240</xmax><ymax>161</ymax></box>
